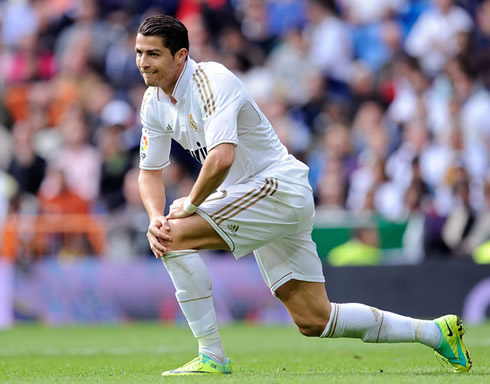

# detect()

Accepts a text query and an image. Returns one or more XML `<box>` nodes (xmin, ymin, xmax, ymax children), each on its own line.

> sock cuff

<box><xmin>164</xmin><ymin>250</ymin><xmax>198</xmax><ymax>259</ymax></box>
<box><xmin>320</xmin><ymin>302</ymin><xmax>338</xmax><ymax>338</ymax></box>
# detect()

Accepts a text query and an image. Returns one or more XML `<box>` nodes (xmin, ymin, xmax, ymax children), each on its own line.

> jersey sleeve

<box><xmin>199</xmin><ymin>70</ymin><xmax>242</xmax><ymax>150</ymax></box>
<box><xmin>139</xmin><ymin>89</ymin><xmax>171</xmax><ymax>170</ymax></box>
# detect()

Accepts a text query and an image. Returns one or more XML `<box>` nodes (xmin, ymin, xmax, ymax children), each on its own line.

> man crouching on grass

<box><xmin>135</xmin><ymin>14</ymin><xmax>471</xmax><ymax>376</ymax></box>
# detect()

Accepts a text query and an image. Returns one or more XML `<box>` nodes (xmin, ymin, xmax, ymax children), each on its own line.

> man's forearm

<box><xmin>188</xmin><ymin>143</ymin><xmax>234</xmax><ymax>206</ymax></box>
<box><xmin>138</xmin><ymin>169</ymin><xmax>167</xmax><ymax>220</ymax></box>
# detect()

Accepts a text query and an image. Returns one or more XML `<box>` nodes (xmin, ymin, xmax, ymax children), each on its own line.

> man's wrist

<box><xmin>183</xmin><ymin>197</ymin><xmax>198</xmax><ymax>214</ymax></box>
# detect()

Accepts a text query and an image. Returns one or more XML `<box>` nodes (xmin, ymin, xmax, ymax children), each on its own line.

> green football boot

<box><xmin>162</xmin><ymin>353</ymin><xmax>232</xmax><ymax>376</ymax></box>
<box><xmin>434</xmin><ymin>315</ymin><xmax>472</xmax><ymax>372</ymax></box>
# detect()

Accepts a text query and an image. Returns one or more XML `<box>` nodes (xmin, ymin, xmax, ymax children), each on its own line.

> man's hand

<box><xmin>147</xmin><ymin>216</ymin><xmax>172</xmax><ymax>258</ymax></box>
<box><xmin>167</xmin><ymin>197</ymin><xmax>193</xmax><ymax>219</ymax></box>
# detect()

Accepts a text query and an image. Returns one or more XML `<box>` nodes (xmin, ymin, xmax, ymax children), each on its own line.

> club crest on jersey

<box><xmin>189</xmin><ymin>114</ymin><xmax>198</xmax><ymax>132</ymax></box>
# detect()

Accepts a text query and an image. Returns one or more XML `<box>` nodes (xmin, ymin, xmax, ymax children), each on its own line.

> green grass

<box><xmin>0</xmin><ymin>322</ymin><xmax>488</xmax><ymax>383</ymax></box>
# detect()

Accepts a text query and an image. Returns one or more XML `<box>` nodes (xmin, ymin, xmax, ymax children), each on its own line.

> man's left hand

<box><xmin>167</xmin><ymin>197</ymin><xmax>192</xmax><ymax>219</ymax></box>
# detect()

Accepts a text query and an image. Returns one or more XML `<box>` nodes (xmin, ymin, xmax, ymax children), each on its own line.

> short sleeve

<box><xmin>197</xmin><ymin>70</ymin><xmax>242</xmax><ymax>150</ymax></box>
<box><xmin>139</xmin><ymin>89</ymin><xmax>171</xmax><ymax>170</ymax></box>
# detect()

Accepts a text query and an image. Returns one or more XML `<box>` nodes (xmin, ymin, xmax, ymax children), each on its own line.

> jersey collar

<box><xmin>172</xmin><ymin>57</ymin><xmax>197</xmax><ymax>104</ymax></box>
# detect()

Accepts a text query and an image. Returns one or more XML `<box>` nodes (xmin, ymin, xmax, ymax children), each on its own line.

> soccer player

<box><xmin>135</xmin><ymin>15</ymin><xmax>471</xmax><ymax>376</ymax></box>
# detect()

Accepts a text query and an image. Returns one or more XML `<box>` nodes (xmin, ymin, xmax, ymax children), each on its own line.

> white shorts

<box><xmin>196</xmin><ymin>177</ymin><xmax>325</xmax><ymax>293</ymax></box>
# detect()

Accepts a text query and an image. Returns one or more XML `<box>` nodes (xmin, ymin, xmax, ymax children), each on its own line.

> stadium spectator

<box><xmin>338</xmin><ymin>0</ymin><xmax>407</xmax><ymax>25</ymax></box>
<box><xmin>38</xmin><ymin>165</ymin><xmax>90</xmax><ymax>216</ymax></box>
<box><xmin>7</xmin><ymin>121</ymin><xmax>46</xmax><ymax>197</ymax></box>
<box><xmin>472</xmin><ymin>0</ymin><xmax>490</xmax><ymax>51</ymax></box>
<box><xmin>105</xmin><ymin>167</ymin><xmax>152</xmax><ymax>260</ymax></box>
<box><xmin>104</xmin><ymin>26</ymin><xmax>143</xmax><ymax>92</ymax></box>
<box><xmin>465</xmin><ymin>179</ymin><xmax>490</xmax><ymax>260</ymax></box>
<box><xmin>97</xmin><ymin>123</ymin><xmax>133</xmax><ymax>212</ymax></box>
<box><xmin>37</xmin><ymin>164</ymin><xmax>99</xmax><ymax>257</ymax></box>
<box><xmin>265</xmin><ymin>28</ymin><xmax>318</xmax><ymax>106</ymax></box>
<box><xmin>327</xmin><ymin>226</ymin><xmax>382</xmax><ymax>266</ymax></box>
<box><xmin>308</xmin><ymin>122</ymin><xmax>355</xmax><ymax>200</ymax></box>
<box><xmin>304</xmin><ymin>0</ymin><xmax>353</xmax><ymax>85</ymax></box>
<box><xmin>49</xmin><ymin>109</ymin><xmax>102</xmax><ymax>204</ymax></box>
<box><xmin>1</xmin><ymin>0</ymin><xmax>40</xmax><ymax>49</ymax></box>
<box><xmin>441</xmin><ymin>174</ymin><xmax>476</xmax><ymax>259</ymax></box>
<box><xmin>404</xmin><ymin>0</ymin><xmax>473</xmax><ymax>76</ymax></box>
<box><xmin>401</xmin><ymin>179</ymin><xmax>428</xmax><ymax>263</ymax></box>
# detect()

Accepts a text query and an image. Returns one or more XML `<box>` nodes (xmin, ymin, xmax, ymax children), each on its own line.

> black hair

<box><xmin>138</xmin><ymin>15</ymin><xmax>189</xmax><ymax>56</ymax></box>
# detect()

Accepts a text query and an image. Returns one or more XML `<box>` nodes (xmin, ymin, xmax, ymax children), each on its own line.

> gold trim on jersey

<box><xmin>198</xmin><ymin>67</ymin><xmax>216</xmax><ymax>114</ymax></box>
<box><xmin>192</xmin><ymin>66</ymin><xmax>216</xmax><ymax>118</ymax></box>
<box><xmin>211</xmin><ymin>178</ymin><xmax>278</xmax><ymax>225</ymax></box>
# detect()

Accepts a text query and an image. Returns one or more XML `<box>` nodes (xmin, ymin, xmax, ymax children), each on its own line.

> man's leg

<box><xmin>275</xmin><ymin>280</ymin><xmax>471</xmax><ymax>372</ymax></box>
<box><xmin>162</xmin><ymin>250</ymin><xmax>226</xmax><ymax>363</ymax></box>
<box><xmin>157</xmin><ymin>215</ymin><xmax>232</xmax><ymax>375</ymax></box>
<box><xmin>275</xmin><ymin>280</ymin><xmax>439</xmax><ymax>344</ymax></box>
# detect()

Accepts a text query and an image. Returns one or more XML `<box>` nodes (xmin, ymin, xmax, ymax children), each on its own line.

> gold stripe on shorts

<box><xmin>270</xmin><ymin>177</ymin><xmax>278</xmax><ymax>196</ymax></box>
<box><xmin>213</xmin><ymin>179</ymin><xmax>271</xmax><ymax>222</ymax></box>
<box><xmin>212</xmin><ymin>178</ymin><xmax>278</xmax><ymax>225</ymax></box>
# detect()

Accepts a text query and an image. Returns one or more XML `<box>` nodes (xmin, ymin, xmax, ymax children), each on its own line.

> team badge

<box><xmin>189</xmin><ymin>114</ymin><xmax>198</xmax><ymax>132</ymax></box>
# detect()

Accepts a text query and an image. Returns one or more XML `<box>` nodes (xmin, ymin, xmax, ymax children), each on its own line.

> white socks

<box><xmin>162</xmin><ymin>251</ymin><xmax>227</xmax><ymax>364</ymax></box>
<box><xmin>321</xmin><ymin>303</ymin><xmax>441</xmax><ymax>348</ymax></box>
<box><xmin>162</xmin><ymin>252</ymin><xmax>442</xmax><ymax>360</ymax></box>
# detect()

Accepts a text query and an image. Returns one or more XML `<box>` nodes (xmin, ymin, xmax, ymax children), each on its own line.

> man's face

<box><xmin>135</xmin><ymin>33</ymin><xmax>185</xmax><ymax>94</ymax></box>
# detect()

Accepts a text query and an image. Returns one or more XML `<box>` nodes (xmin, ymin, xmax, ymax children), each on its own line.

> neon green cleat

<box><xmin>433</xmin><ymin>315</ymin><xmax>472</xmax><ymax>372</ymax></box>
<box><xmin>162</xmin><ymin>353</ymin><xmax>232</xmax><ymax>376</ymax></box>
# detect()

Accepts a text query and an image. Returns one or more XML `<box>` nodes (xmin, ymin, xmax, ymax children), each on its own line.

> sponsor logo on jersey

<box><xmin>166</xmin><ymin>124</ymin><xmax>173</xmax><ymax>132</ymax></box>
<box><xmin>227</xmin><ymin>223</ymin><xmax>240</xmax><ymax>235</ymax></box>
<box><xmin>185</xmin><ymin>141</ymin><xmax>208</xmax><ymax>163</ymax></box>
<box><xmin>189</xmin><ymin>114</ymin><xmax>198</xmax><ymax>132</ymax></box>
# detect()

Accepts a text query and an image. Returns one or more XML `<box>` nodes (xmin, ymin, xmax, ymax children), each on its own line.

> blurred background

<box><xmin>0</xmin><ymin>0</ymin><xmax>489</xmax><ymax>329</ymax></box>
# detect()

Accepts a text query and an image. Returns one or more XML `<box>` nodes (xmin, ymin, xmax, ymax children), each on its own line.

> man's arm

<box><xmin>138</xmin><ymin>168</ymin><xmax>171</xmax><ymax>257</ymax></box>
<box><xmin>167</xmin><ymin>143</ymin><xmax>235</xmax><ymax>219</ymax></box>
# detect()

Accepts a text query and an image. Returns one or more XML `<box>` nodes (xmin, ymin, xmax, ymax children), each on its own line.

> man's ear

<box><xmin>176</xmin><ymin>48</ymin><xmax>188</xmax><ymax>65</ymax></box>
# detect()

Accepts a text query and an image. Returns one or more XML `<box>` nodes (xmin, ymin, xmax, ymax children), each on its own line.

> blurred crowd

<box><xmin>0</xmin><ymin>0</ymin><xmax>489</xmax><ymax>263</ymax></box>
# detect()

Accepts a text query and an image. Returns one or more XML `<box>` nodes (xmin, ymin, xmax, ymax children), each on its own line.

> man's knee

<box><xmin>164</xmin><ymin>216</ymin><xmax>229</xmax><ymax>251</ymax></box>
<box><xmin>275</xmin><ymin>280</ymin><xmax>331</xmax><ymax>337</ymax></box>
<box><xmin>296</xmin><ymin>318</ymin><xmax>329</xmax><ymax>337</ymax></box>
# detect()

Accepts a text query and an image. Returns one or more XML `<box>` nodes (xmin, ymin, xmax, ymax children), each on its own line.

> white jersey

<box><xmin>139</xmin><ymin>58</ymin><xmax>311</xmax><ymax>191</ymax></box>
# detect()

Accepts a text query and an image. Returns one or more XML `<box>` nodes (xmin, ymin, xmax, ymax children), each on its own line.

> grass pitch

<box><xmin>0</xmin><ymin>322</ymin><xmax>488</xmax><ymax>383</ymax></box>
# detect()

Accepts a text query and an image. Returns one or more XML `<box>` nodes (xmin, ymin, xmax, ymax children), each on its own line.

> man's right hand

<box><xmin>147</xmin><ymin>216</ymin><xmax>172</xmax><ymax>258</ymax></box>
